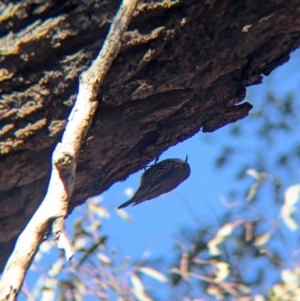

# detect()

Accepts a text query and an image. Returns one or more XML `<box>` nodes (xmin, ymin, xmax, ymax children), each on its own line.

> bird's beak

<box><xmin>185</xmin><ymin>155</ymin><xmax>188</xmax><ymax>163</ymax></box>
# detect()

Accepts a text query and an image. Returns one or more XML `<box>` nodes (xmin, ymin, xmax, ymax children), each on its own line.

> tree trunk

<box><xmin>0</xmin><ymin>0</ymin><xmax>299</xmax><ymax>271</ymax></box>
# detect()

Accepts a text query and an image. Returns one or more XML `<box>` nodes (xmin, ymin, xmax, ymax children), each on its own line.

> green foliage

<box><xmin>22</xmin><ymin>199</ymin><xmax>168</xmax><ymax>301</ymax></box>
<box><xmin>167</xmin><ymin>52</ymin><xmax>300</xmax><ymax>300</ymax></box>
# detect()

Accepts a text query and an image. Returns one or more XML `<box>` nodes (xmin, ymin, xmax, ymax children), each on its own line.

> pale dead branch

<box><xmin>0</xmin><ymin>0</ymin><xmax>139</xmax><ymax>299</ymax></box>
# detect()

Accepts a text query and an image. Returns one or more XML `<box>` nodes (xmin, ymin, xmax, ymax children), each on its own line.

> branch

<box><xmin>0</xmin><ymin>0</ymin><xmax>139</xmax><ymax>299</ymax></box>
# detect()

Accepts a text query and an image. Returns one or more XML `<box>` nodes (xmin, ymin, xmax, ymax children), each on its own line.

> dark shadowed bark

<box><xmin>0</xmin><ymin>0</ymin><xmax>300</xmax><ymax>271</ymax></box>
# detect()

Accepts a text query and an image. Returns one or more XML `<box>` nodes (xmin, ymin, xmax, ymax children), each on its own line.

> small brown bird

<box><xmin>118</xmin><ymin>156</ymin><xmax>191</xmax><ymax>209</ymax></box>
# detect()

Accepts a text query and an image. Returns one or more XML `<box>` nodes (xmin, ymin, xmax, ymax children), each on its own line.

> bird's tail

<box><xmin>117</xmin><ymin>198</ymin><xmax>135</xmax><ymax>209</ymax></box>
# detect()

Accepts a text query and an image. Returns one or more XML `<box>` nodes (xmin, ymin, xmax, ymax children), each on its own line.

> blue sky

<box><xmin>20</xmin><ymin>48</ymin><xmax>300</xmax><ymax>300</ymax></box>
<box><xmin>94</xmin><ymin>48</ymin><xmax>300</xmax><ymax>261</ymax></box>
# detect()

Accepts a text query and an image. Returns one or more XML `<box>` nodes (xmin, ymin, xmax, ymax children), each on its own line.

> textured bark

<box><xmin>0</xmin><ymin>0</ymin><xmax>300</xmax><ymax>271</ymax></box>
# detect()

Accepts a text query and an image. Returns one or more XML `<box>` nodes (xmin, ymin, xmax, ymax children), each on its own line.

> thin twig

<box><xmin>0</xmin><ymin>0</ymin><xmax>139</xmax><ymax>299</ymax></box>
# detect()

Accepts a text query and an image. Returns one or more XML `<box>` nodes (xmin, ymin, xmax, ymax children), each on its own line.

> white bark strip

<box><xmin>0</xmin><ymin>1</ymin><xmax>139</xmax><ymax>300</ymax></box>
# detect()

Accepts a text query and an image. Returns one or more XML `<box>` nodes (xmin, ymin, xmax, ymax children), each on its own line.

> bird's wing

<box><xmin>131</xmin><ymin>182</ymin><xmax>164</xmax><ymax>206</ymax></box>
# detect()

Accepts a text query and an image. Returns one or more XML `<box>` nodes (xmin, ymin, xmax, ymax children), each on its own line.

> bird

<box><xmin>118</xmin><ymin>156</ymin><xmax>191</xmax><ymax>209</ymax></box>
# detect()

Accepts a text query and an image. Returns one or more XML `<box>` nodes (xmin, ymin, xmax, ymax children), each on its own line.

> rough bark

<box><xmin>0</xmin><ymin>0</ymin><xmax>300</xmax><ymax>271</ymax></box>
